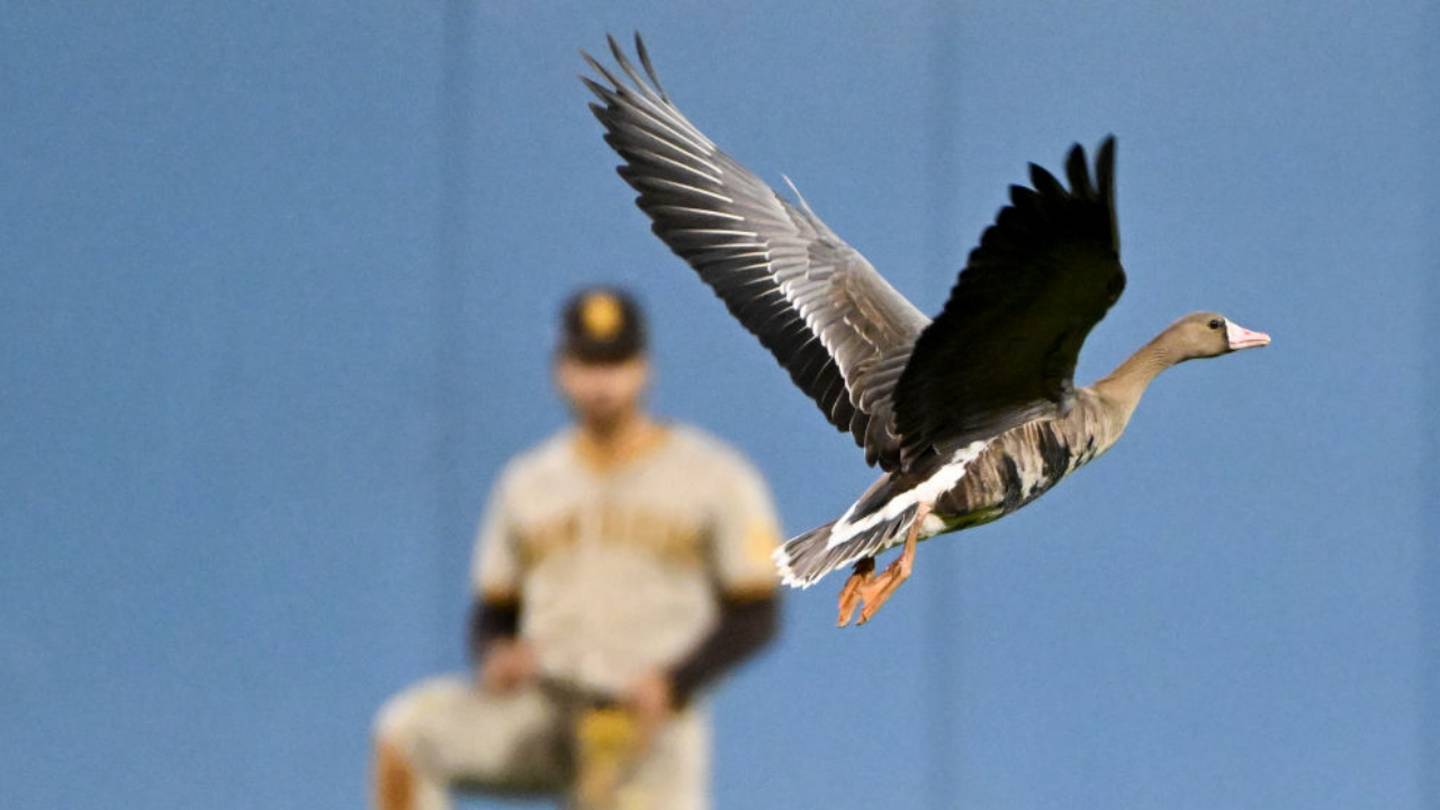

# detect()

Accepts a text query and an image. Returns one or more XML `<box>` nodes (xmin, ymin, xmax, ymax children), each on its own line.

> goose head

<box><xmin>1157</xmin><ymin>311</ymin><xmax>1271</xmax><ymax>363</ymax></box>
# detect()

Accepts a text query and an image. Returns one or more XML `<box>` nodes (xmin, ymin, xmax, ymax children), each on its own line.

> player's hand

<box><xmin>480</xmin><ymin>640</ymin><xmax>537</xmax><ymax>694</ymax></box>
<box><xmin>622</xmin><ymin>668</ymin><xmax>674</xmax><ymax>744</ymax></box>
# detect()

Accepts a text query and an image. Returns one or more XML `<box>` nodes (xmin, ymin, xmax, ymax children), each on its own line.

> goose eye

<box><xmin>1207</xmin><ymin>318</ymin><xmax>1224</xmax><ymax>330</ymax></box>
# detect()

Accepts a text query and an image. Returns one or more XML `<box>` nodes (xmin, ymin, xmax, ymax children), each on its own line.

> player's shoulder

<box><xmin>495</xmin><ymin>429</ymin><xmax>576</xmax><ymax>488</ymax></box>
<box><xmin>663</xmin><ymin>423</ymin><xmax>764</xmax><ymax>480</ymax></box>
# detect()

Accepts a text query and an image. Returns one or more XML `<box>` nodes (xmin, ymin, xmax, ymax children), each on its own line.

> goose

<box><xmin>581</xmin><ymin>35</ymin><xmax>1270</xmax><ymax>626</ymax></box>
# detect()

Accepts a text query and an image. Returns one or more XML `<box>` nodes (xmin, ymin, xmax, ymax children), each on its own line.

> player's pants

<box><xmin>374</xmin><ymin>675</ymin><xmax>709</xmax><ymax>810</ymax></box>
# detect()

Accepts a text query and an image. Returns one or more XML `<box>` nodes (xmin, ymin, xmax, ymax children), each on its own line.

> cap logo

<box><xmin>580</xmin><ymin>293</ymin><xmax>624</xmax><ymax>340</ymax></box>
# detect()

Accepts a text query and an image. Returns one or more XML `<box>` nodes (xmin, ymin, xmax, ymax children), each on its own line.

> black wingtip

<box><xmin>606</xmin><ymin>34</ymin><xmax>631</xmax><ymax>82</ymax></box>
<box><xmin>1029</xmin><ymin>162</ymin><xmax>1064</xmax><ymax>198</ymax></box>
<box><xmin>581</xmin><ymin>76</ymin><xmax>615</xmax><ymax>109</ymax></box>
<box><xmin>1094</xmin><ymin>135</ymin><xmax>1116</xmax><ymax>200</ymax></box>
<box><xmin>633</xmin><ymin>31</ymin><xmax>668</xmax><ymax>100</ymax></box>
<box><xmin>1065</xmin><ymin>143</ymin><xmax>1094</xmax><ymax>199</ymax></box>
<box><xmin>580</xmin><ymin>47</ymin><xmax>626</xmax><ymax>95</ymax></box>
<box><xmin>577</xmin><ymin>48</ymin><xmax>597</xmax><ymax>83</ymax></box>
<box><xmin>594</xmin><ymin>30</ymin><xmax>670</xmax><ymax>108</ymax></box>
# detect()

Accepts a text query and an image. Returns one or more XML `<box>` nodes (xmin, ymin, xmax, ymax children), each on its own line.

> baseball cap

<box><xmin>558</xmin><ymin>286</ymin><xmax>647</xmax><ymax>363</ymax></box>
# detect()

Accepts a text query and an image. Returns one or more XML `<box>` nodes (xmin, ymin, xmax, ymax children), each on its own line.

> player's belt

<box><xmin>536</xmin><ymin>679</ymin><xmax>645</xmax><ymax>810</ymax></box>
<box><xmin>536</xmin><ymin>677</ymin><xmax>621</xmax><ymax>709</ymax></box>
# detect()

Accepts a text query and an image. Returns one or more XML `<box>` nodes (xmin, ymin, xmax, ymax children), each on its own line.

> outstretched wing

<box><xmin>583</xmin><ymin>34</ymin><xmax>928</xmax><ymax>470</ymax></box>
<box><xmin>893</xmin><ymin>138</ymin><xmax>1125</xmax><ymax>465</ymax></box>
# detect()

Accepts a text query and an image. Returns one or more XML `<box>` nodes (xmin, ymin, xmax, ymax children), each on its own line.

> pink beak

<box><xmin>1225</xmin><ymin>320</ymin><xmax>1271</xmax><ymax>350</ymax></box>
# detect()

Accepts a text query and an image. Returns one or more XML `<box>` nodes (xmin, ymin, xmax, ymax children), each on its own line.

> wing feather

<box><xmin>584</xmin><ymin>34</ymin><xmax>929</xmax><ymax>469</ymax></box>
<box><xmin>893</xmin><ymin>138</ymin><xmax>1125</xmax><ymax>465</ymax></box>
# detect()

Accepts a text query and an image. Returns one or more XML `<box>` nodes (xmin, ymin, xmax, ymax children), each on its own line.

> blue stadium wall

<box><xmin>2</xmin><ymin>3</ymin><xmax>1438</xmax><ymax>809</ymax></box>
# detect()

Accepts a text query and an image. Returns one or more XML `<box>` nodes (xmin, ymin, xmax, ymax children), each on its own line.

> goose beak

<box><xmin>1225</xmin><ymin>320</ymin><xmax>1271</xmax><ymax>350</ymax></box>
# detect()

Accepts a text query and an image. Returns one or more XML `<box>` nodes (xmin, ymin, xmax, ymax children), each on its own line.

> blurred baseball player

<box><xmin>373</xmin><ymin>287</ymin><xmax>782</xmax><ymax>810</ymax></box>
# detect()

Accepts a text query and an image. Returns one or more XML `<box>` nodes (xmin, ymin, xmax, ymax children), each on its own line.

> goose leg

<box><xmin>836</xmin><ymin>557</ymin><xmax>876</xmax><ymax>627</ymax></box>
<box><xmin>855</xmin><ymin>503</ymin><xmax>931</xmax><ymax>626</ymax></box>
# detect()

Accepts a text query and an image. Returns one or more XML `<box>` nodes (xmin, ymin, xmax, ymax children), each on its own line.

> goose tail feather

<box><xmin>773</xmin><ymin>505</ymin><xmax>919</xmax><ymax>588</ymax></box>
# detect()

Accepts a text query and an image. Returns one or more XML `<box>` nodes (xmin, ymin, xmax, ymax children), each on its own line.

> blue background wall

<box><xmin>3</xmin><ymin>2</ymin><xmax>1436</xmax><ymax>808</ymax></box>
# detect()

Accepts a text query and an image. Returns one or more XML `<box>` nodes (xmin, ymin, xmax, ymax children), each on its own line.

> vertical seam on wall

<box><xmin>1422</xmin><ymin>3</ymin><xmax>1439</xmax><ymax>805</ymax></box>
<box><xmin>925</xmin><ymin>4</ymin><xmax>963</xmax><ymax>808</ymax></box>
<box><xmin>435</xmin><ymin>0</ymin><xmax>471</xmax><ymax>667</ymax></box>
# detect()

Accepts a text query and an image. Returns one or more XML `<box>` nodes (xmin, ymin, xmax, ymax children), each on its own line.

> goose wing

<box><xmin>583</xmin><ymin>35</ymin><xmax>928</xmax><ymax>470</ymax></box>
<box><xmin>893</xmin><ymin>138</ymin><xmax>1125</xmax><ymax>465</ymax></box>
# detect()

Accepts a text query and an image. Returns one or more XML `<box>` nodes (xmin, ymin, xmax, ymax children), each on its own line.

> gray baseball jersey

<box><xmin>473</xmin><ymin>424</ymin><xmax>780</xmax><ymax>696</ymax></box>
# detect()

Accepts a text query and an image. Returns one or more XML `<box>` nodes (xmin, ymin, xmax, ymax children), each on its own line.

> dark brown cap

<box><xmin>558</xmin><ymin>286</ymin><xmax>646</xmax><ymax>363</ymax></box>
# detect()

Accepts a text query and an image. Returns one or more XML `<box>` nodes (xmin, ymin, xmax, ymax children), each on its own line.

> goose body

<box><xmin>582</xmin><ymin>35</ymin><xmax>1270</xmax><ymax>625</ymax></box>
<box><xmin>778</xmin><ymin>388</ymin><xmax>1122</xmax><ymax>588</ymax></box>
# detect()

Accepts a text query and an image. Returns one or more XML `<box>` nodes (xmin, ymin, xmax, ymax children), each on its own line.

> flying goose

<box><xmin>581</xmin><ymin>35</ymin><xmax>1270</xmax><ymax>626</ymax></box>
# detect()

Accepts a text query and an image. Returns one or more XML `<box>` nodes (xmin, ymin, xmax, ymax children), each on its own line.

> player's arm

<box><xmin>467</xmin><ymin>592</ymin><xmax>520</xmax><ymax>662</ymax></box>
<box><xmin>468</xmin><ymin>467</ymin><xmax>536</xmax><ymax>692</ymax></box>
<box><xmin>469</xmin><ymin>591</ymin><xmax>535</xmax><ymax>692</ymax></box>
<box><xmin>669</xmin><ymin>591</ymin><xmax>778</xmax><ymax>706</ymax></box>
<box><xmin>670</xmin><ymin>453</ymin><xmax>784</xmax><ymax>706</ymax></box>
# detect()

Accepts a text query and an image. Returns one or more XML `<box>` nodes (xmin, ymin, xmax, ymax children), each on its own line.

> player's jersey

<box><xmin>473</xmin><ymin>424</ymin><xmax>780</xmax><ymax>696</ymax></box>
